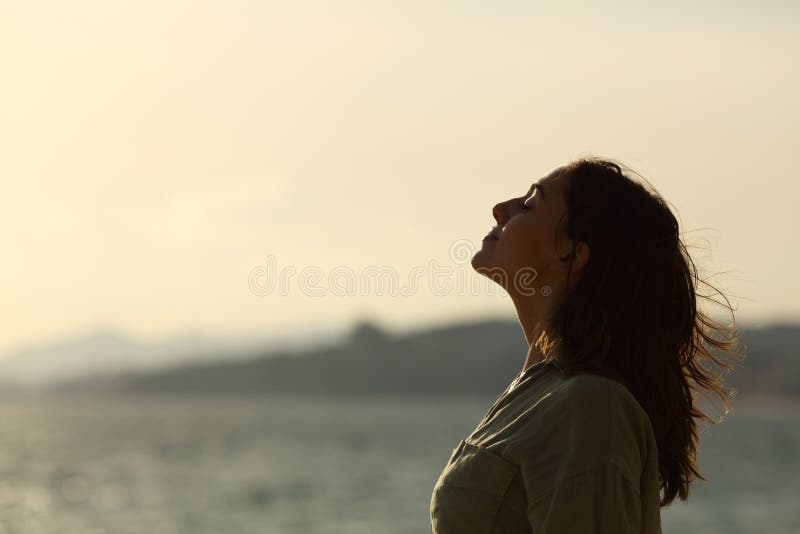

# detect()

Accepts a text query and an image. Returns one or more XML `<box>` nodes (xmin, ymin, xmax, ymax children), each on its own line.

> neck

<box><xmin>510</xmin><ymin>292</ymin><xmax>557</xmax><ymax>374</ymax></box>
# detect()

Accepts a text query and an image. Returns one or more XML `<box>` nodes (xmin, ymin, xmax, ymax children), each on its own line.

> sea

<box><xmin>0</xmin><ymin>393</ymin><xmax>797</xmax><ymax>534</ymax></box>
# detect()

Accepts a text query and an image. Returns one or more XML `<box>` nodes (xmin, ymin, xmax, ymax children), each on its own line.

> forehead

<box><xmin>542</xmin><ymin>167</ymin><xmax>568</xmax><ymax>186</ymax></box>
<box><xmin>537</xmin><ymin>168</ymin><xmax>569</xmax><ymax>197</ymax></box>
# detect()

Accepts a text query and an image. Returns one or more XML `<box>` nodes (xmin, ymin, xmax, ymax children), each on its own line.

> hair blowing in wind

<box><xmin>534</xmin><ymin>157</ymin><xmax>747</xmax><ymax>507</ymax></box>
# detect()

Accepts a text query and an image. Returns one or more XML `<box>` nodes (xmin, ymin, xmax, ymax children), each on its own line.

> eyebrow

<box><xmin>528</xmin><ymin>182</ymin><xmax>546</xmax><ymax>201</ymax></box>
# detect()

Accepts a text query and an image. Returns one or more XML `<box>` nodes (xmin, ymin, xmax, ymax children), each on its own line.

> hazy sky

<box><xmin>2</xmin><ymin>1</ymin><xmax>798</xmax><ymax>353</ymax></box>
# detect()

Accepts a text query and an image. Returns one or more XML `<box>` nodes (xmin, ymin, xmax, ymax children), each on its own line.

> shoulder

<box><xmin>548</xmin><ymin>372</ymin><xmax>629</xmax><ymax>422</ymax></box>
<box><xmin>542</xmin><ymin>374</ymin><xmax>619</xmax><ymax>440</ymax></box>
<box><xmin>543</xmin><ymin>372</ymin><xmax>655</xmax><ymax>473</ymax></box>
<box><xmin>554</xmin><ymin>372</ymin><xmax>648</xmax><ymax>426</ymax></box>
<box><xmin>564</xmin><ymin>373</ymin><xmax>654</xmax><ymax>437</ymax></box>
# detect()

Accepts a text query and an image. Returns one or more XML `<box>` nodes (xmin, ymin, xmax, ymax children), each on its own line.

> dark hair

<box><xmin>537</xmin><ymin>156</ymin><xmax>746</xmax><ymax>507</ymax></box>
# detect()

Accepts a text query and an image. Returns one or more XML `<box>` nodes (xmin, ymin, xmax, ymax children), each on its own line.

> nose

<box><xmin>492</xmin><ymin>202</ymin><xmax>504</xmax><ymax>224</ymax></box>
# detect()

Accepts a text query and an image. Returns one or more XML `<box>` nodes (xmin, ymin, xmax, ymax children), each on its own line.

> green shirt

<box><xmin>430</xmin><ymin>358</ymin><xmax>663</xmax><ymax>533</ymax></box>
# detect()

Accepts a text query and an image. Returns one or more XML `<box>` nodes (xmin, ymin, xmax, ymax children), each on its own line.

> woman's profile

<box><xmin>429</xmin><ymin>156</ymin><xmax>745</xmax><ymax>533</ymax></box>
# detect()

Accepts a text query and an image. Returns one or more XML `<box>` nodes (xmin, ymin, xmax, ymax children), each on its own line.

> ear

<box><xmin>552</xmin><ymin>241</ymin><xmax>590</xmax><ymax>274</ymax></box>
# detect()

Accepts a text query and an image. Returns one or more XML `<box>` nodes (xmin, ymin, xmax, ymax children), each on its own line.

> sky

<box><xmin>1</xmin><ymin>0</ymin><xmax>798</xmax><ymax>354</ymax></box>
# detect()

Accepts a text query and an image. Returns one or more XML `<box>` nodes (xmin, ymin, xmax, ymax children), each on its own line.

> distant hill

<box><xmin>49</xmin><ymin>318</ymin><xmax>799</xmax><ymax>400</ymax></box>
<box><xmin>0</xmin><ymin>324</ymin><xmax>344</xmax><ymax>387</ymax></box>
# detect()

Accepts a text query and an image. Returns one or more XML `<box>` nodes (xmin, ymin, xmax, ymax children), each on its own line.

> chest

<box><xmin>430</xmin><ymin>439</ymin><xmax>530</xmax><ymax>534</ymax></box>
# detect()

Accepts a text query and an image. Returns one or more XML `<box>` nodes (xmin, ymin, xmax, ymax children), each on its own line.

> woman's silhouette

<box><xmin>430</xmin><ymin>156</ymin><xmax>744</xmax><ymax>533</ymax></box>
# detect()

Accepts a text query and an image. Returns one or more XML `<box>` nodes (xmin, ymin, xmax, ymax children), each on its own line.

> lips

<box><xmin>485</xmin><ymin>227</ymin><xmax>501</xmax><ymax>240</ymax></box>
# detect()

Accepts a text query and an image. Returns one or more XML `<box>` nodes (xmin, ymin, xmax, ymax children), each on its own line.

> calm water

<box><xmin>0</xmin><ymin>394</ymin><xmax>797</xmax><ymax>534</ymax></box>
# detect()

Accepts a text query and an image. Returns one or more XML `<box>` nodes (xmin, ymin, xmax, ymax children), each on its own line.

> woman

<box><xmin>429</xmin><ymin>157</ymin><xmax>744</xmax><ymax>533</ymax></box>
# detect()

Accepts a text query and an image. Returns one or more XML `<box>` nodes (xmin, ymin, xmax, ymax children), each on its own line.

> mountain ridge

<box><xmin>45</xmin><ymin>318</ymin><xmax>798</xmax><ymax>400</ymax></box>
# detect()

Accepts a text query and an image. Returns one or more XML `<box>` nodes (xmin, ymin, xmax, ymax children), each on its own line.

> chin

<box><xmin>470</xmin><ymin>246</ymin><xmax>496</xmax><ymax>272</ymax></box>
<box><xmin>470</xmin><ymin>248</ymin><xmax>486</xmax><ymax>270</ymax></box>
<box><xmin>470</xmin><ymin>254</ymin><xmax>481</xmax><ymax>271</ymax></box>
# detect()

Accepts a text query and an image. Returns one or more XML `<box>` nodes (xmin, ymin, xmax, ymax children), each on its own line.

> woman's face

<box><xmin>471</xmin><ymin>168</ymin><xmax>582</xmax><ymax>294</ymax></box>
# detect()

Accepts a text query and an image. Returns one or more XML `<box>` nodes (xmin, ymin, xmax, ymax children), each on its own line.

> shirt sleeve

<box><xmin>526</xmin><ymin>458</ymin><xmax>642</xmax><ymax>533</ymax></box>
<box><xmin>517</xmin><ymin>377</ymin><xmax>652</xmax><ymax>533</ymax></box>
